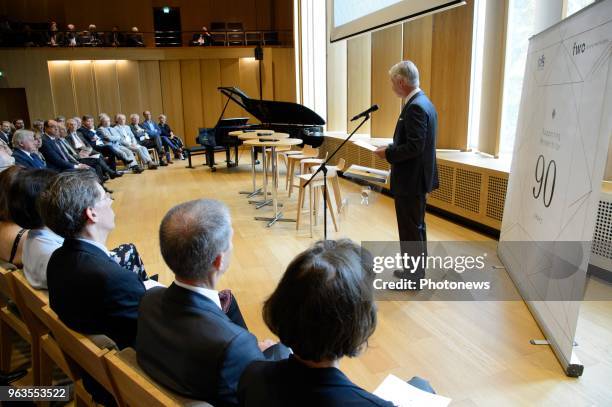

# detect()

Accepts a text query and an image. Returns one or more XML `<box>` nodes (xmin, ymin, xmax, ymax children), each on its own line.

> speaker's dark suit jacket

<box><xmin>12</xmin><ymin>148</ymin><xmax>46</xmax><ymax>169</ymax></box>
<box><xmin>136</xmin><ymin>283</ymin><xmax>265</xmax><ymax>407</ymax></box>
<box><xmin>385</xmin><ymin>91</ymin><xmax>439</xmax><ymax>197</ymax></box>
<box><xmin>47</xmin><ymin>238</ymin><xmax>146</xmax><ymax>349</ymax></box>
<box><xmin>238</xmin><ymin>355</ymin><xmax>394</xmax><ymax>407</ymax></box>
<box><xmin>39</xmin><ymin>134</ymin><xmax>76</xmax><ymax>171</ymax></box>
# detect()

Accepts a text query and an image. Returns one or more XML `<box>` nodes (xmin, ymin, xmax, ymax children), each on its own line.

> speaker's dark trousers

<box><xmin>394</xmin><ymin>194</ymin><xmax>427</xmax><ymax>276</ymax></box>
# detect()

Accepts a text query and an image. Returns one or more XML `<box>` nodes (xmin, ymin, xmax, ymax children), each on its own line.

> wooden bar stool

<box><xmin>309</xmin><ymin>158</ymin><xmax>346</xmax><ymax>216</ymax></box>
<box><xmin>295</xmin><ymin>163</ymin><xmax>343</xmax><ymax>236</ymax></box>
<box><xmin>286</xmin><ymin>145</ymin><xmax>319</xmax><ymax>196</ymax></box>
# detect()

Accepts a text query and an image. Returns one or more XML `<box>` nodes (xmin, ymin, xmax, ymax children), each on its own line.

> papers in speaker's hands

<box><xmin>354</xmin><ymin>138</ymin><xmax>392</xmax><ymax>152</ymax></box>
<box><xmin>374</xmin><ymin>375</ymin><xmax>451</xmax><ymax>407</ymax></box>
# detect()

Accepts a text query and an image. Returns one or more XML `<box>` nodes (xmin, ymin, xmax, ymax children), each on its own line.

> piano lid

<box><xmin>218</xmin><ymin>86</ymin><xmax>325</xmax><ymax>126</ymax></box>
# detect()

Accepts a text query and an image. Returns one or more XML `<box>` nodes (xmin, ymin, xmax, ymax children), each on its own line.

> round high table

<box><xmin>243</xmin><ymin>138</ymin><xmax>302</xmax><ymax>227</ymax></box>
<box><xmin>228</xmin><ymin>130</ymin><xmax>288</xmax><ymax>201</ymax></box>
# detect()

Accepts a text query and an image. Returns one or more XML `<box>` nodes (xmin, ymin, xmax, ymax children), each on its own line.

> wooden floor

<box><xmin>102</xmin><ymin>152</ymin><xmax>612</xmax><ymax>407</ymax></box>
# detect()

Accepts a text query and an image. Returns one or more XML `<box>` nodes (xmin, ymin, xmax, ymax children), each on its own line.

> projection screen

<box><xmin>329</xmin><ymin>0</ymin><xmax>465</xmax><ymax>42</ymax></box>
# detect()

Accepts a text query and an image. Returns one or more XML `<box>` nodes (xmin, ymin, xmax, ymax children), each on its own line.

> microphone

<box><xmin>350</xmin><ymin>104</ymin><xmax>379</xmax><ymax>121</ymax></box>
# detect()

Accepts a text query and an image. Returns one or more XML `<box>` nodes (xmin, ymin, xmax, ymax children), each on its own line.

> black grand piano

<box><xmin>194</xmin><ymin>86</ymin><xmax>325</xmax><ymax>171</ymax></box>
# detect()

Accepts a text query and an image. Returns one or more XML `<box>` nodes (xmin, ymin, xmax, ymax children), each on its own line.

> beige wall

<box><xmin>326</xmin><ymin>0</ymin><xmax>475</xmax><ymax>149</ymax></box>
<box><xmin>0</xmin><ymin>47</ymin><xmax>296</xmax><ymax>147</ymax></box>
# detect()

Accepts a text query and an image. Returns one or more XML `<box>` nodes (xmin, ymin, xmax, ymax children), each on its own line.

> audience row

<box><xmin>0</xmin><ymin>111</ymin><xmax>186</xmax><ymax>179</ymax></box>
<box><xmin>0</xmin><ymin>20</ymin><xmax>144</xmax><ymax>47</ymax></box>
<box><xmin>0</xmin><ymin>166</ymin><xmax>435</xmax><ymax>406</ymax></box>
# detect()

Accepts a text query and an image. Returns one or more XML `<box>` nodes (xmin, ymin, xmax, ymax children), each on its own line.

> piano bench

<box><xmin>184</xmin><ymin>146</ymin><xmax>208</xmax><ymax>168</ymax></box>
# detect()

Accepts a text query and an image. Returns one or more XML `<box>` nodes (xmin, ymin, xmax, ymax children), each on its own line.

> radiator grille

<box><xmin>454</xmin><ymin>168</ymin><xmax>481</xmax><ymax>213</ymax></box>
<box><xmin>486</xmin><ymin>176</ymin><xmax>508</xmax><ymax>221</ymax></box>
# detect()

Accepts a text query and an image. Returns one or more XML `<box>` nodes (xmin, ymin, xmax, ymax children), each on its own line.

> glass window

<box><xmin>566</xmin><ymin>0</ymin><xmax>595</xmax><ymax>17</ymax></box>
<box><xmin>499</xmin><ymin>0</ymin><xmax>536</xmax><ymax>154</ymax></box>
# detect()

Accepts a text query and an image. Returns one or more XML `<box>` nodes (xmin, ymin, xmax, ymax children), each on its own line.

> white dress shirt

<box><xmin>406</xmin><ymin>87</ymin><xmax>422</xmax><ymax>103</ymax></box>
<box><xmin>23</xmin><ymin>227</ymin><xmax>64</xmax><ymax>289</ymax></box>
<box><xmin>70</xmin><ymin>132</ymin><xmax>85</xmax><ymax>149</ymax></box>
<box><xmin>174</xmin><ymin>280</ymin><xmax>221</xmax><ymax>309</ymax></box>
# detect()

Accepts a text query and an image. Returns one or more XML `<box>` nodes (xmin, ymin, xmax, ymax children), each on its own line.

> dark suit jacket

<box><xmin>47</xmin><ymin>239</ymin><xmax>146</xmax><ymax>349</ymax></box>
<box><xmin>12</xmin><ymin>148</ymin><xmax>46</xmax><ymax>168</ymax></box>
<box><xmin>39</xmin><ymin>134</ymin><xmax>76</xmax><ymax>171</ymax></box>
<box><xmin>136</xmin><ymin>283</ymin><xmax>265</xmax><ymax>406</ymax></box>
<box><xmin>238</xmin><ymin>355</ymin><xmax>394</xmax><ymax>407</ymax></box>
<box><xmin>385</xmin><ymin>91</ymin><xmax>439</xmax><ymax>197</ymax></box>
<box><xmin>77</xmin><ymin>126</ymin><xmax>98</xmax><ymax>149</ymax></box>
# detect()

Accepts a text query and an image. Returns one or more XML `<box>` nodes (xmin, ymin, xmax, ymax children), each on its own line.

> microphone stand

<box><xmin>304</xmin><ymin>113</ymin><xmax>374</xmax><ymax>240</ymax></box>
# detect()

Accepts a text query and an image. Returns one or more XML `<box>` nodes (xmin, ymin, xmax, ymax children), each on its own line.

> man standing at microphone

<box><xmin>374</xmin><ymin>60</ymin><xmax>439</xmax><ymax>285</ymax></box>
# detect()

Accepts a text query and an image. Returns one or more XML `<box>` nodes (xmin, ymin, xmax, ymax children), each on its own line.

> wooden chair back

<box><xmin>105</xmin><ymin>348</ymin><xmax>213</xmax><ymax>407</ymax></box>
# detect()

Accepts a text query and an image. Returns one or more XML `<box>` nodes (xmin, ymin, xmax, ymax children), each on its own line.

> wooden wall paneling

<box><xmin>271</xmin><ymin>48</ymin><xmax>296</xmax><ymax>102</ymax></box>
<box><xmin>239</xmin><ymin>57</ymin><xmax>262</xmax><ymax>123</ymax></box>
<box><xmin>326</xmin><ymin>39</ymin><xmax>347</xmax><ymax>132</ymax></box>
<box><xmin>180</xmin><ymin>60</ymin><xmax>204</xmax><ymax>147</ymax></box>
<box><xmin>403</xmin><ymin>15</ymin><xmax>433</xmax><ymax>96</ymax></box>
<box><xmin>159</xmin><ymin>60</ymin><xmax>185</xmax><ymax>144</ymax></box>
<box><xmin>47</xmin><ymin>60</ymin><xmax>76</xmax><ymax>118</ymax></box>
<box><xmin>200</xmin><ymin>59</ymin><xmax>223</xmax><ymax>128</ymax></box>
<box><xmin>116</xmin><ymin>60</ymin><xmax>143</xmax><ymax>117</ymax></box>
<box><xmin>93</xmin><ymin>60</ymin><xmax>121</xmax><ymax>118</ymax></box>
<box><xmin>138</xmin><ymin>60</ymin><xmax>163</xmax><ymax>118</ymax></box>
<box><xmin>371</xmin><ymin>24</ymin><xmax>403</xmax><ymax>137</ymax></box>
<box><xmin>219</xmin><ymin>59</ymin><xmax>243</xmax><ymax>118</ymax></box>
<box><xmin>261</xmin><ymin>48</ymin><xmax>274</xmax><ymax>100</ymax></box>
<box><xmin>70</xmin><ymin>61</ymin><xmax>98</xmax><ymax>118</ymax></box>
<box><xmin>347</xmin><ymin>34</ymin><xmax>372</xmax><ymax>134</ymax></box>
<box><xmin>19</xmin><ymin>52</ymin><xmax>55</xmax><ymax>121</ymax></box>
<box><xmin>431</xmin><ymin>0</ymin><xmax>474</xmax><ymax>150</ymax></box>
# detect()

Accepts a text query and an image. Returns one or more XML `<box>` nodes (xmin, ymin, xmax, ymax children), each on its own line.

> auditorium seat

<box><xmin>105</xmin><ymin>347</ymin><xmax>212</xmax><ymax>407</ymax></box>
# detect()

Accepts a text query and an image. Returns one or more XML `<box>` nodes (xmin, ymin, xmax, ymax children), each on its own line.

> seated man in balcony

<box><xmin>191</xmin><ymin>26</ymin><xmax>212</xmax><ymax>46</ymax></box>
<box><xmin>126</xmin><ymin>27</ymin><xmax>144</xmax><ymax>47</ymax></box>
<box><xmin>106</xmin><ymin>26</ymin><xmax>124</xmax><ymax>46</ymax></box>
<box><xmin>62</xmin><ymin>23</ymin><xmax>78</xmax><ymax>47</ymax></box>
<box><xmin>79</xmin><ymin>24</ymin><xmax>103</xmax><ymax>46</ymax></box>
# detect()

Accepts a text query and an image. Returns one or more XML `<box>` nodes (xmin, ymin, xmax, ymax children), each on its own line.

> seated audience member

<box><xmin>191</xmin><ymin>26</ymin><xmax>212</xmax><ymax>46</ymax></box>
<box><xmin>66</xmin><ymin>118</ymin><xmax>120</xmax><ymax>178</ymax></box>
<box><xmin>0</xmin><ymin>167</ymin><xmax>28</xmax><ymax>266</ymax></box>
<box><xmin>238</xmin><ymin>239</ymin><xmax>436</xmax><ymax>406</ymax></box>
<box><xmin>39</xmin><ymin>120</ymin><xmax>90</xmax><ymax>172</ymax></box>
<box><xmin>158</xmin><ymin>114</ymin><xmax>185</xmax><ymax>160</ymax></box>
<box><xmin>46</xmin><ymin>21</ymin><xmax>60</xmax><ymax>46</ymax></box>
<box><xmin>141</xmin><ymin>110</ymin><xmax>174</xmax><ymax>163</ymax></box>
<box><xmin>40</xmin><ymin>171</ymin><xmax>152</xmax><ymax>348</ymax></box>
<box><xmin>13</xmin><ymin>119</ymin><xmax>25</xmax><ymax>131</ymax></box>
<box><xmin>62</xmin><ymin>24</ymin><xmax>78</xmax><ymax>47</ymax></box>
<box><xmin>78</xmin><ymin>114</ymin><xmax>119</xmax><ymax>170</ymax></box>
<box><xmin>106</xmin><ymin>26</ymin><xmax>124</xmax><ymax>46</ymax></box>
<box><xmin>97</xmin><ymin>114</ymin><xmax>143</xmax><ymax>174</ymax></box>
<box><xmin>10</xmin><ymin>169</ymin><xmax>148</xmax><ymax>290</ymax></box>
<box><xmin>20</xmin><ymin>25</ymin><xmax>41</xmax><ymax>47</ymax></box>
<box><xmin>0</xmin><ymin>143</ymin><xmax>14</xmax><ymax>172</ymax></box>
<box><xmin>12</xmin><ymin>130</ymin><xmax>46</xmax><ymax>169</ymax></box>
<box><xmin>130</xmin><ymin>113</ymin><xmax>167</xmax><ymax>166</ymax></box>
<box><xmin>1</xmin><ymin>121</ymin><xmax>13</xmax><ymax>145</ymax></box>
<box><xmin>31</xmin><ymin>119</ymin><xmax>44</xmax><ymax>136</ymax></box>
<box><xmin>31</xmin><ymin>132</ymin><xmax>46</xmax><ymax>164</ymax></box>
<box><xmin>79</xmin><ymin>24</ymin><xmax>102</xmax><ymax>46</ymax></box>
<box><xmin>114</xmin><ymin>114</ymin><xmax>157</xmax><ymax>170</ymax></box>
<box><xmin>58</xmin><ymin>123</ymin><xmax>119</xmax><ymax>185</ymax></box>
<box><xmin>137</xmin><ymin>199</ymin><xmax>288</xmax><ymax>406</ymax></box>
<box><xmin>55</xmin><ymin>116</ymin><xmax>66</xmax><ymax>126</ymax></box>
<box><xmin>126</xmin><ymin>27</ymin><xmax>144</xmax><ymax>47</ymax></box>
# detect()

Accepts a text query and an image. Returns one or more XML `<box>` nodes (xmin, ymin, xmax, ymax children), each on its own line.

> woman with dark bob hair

<box><xmin>238</xmin><ymin>239</ymin><xmax>434</xmax><ymax>406</ymax></box>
